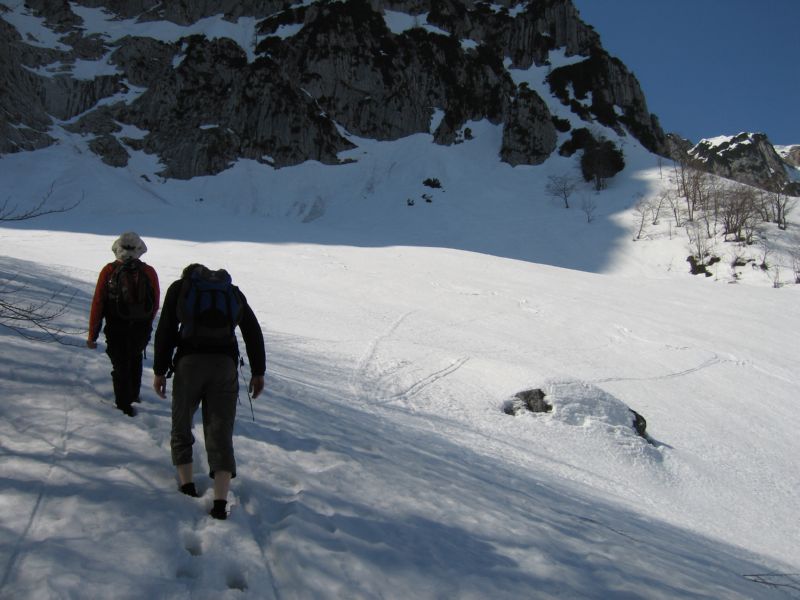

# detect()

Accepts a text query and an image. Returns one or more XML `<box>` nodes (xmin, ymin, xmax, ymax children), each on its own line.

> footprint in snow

<box><xmin>175</xmin><ymin>562</ymin><xmax>198</xmax><ymax>580</ymax></box>
<box><xmin>182</xmin><ymin>530</ymin><xmax>203</xmax><ymax>556</ymax></box>
<box><xmin>226</xmin><ymin>566</ymin><xmax>248</xmax><ymax>591</ymax></box>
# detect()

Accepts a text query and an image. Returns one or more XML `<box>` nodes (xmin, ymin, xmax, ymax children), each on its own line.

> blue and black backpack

<box><xmin>176</xmin><ymin>266</ymin><xmax>243</xmax><ymax>348</ymax></box>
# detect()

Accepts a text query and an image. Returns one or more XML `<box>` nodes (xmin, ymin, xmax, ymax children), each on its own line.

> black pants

<box><xmin>105</xmin><ymin>321</ymin><xmax>150</xmax><ymax>409</ymax></box>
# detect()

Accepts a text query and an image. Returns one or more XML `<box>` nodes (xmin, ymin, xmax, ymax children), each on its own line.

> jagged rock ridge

<box><xmin>1</xmin><ymin>0</ymin><xmax>669</xmax><ymax>179</ymax></box>
<box><xmin>667</xmin><ymin>132</ymin><xmax>800</xmax><ymax>196</ymax></box>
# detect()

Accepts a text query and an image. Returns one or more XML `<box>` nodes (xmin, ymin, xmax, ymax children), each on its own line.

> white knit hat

<box><xmin>111</xmin><ymin>232</ymin><xmax>147</xmax><ymax>260</ymax></box>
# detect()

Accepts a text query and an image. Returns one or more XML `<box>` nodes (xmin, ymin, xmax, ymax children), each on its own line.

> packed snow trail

<box><xmin>0</xmin><ymin>315</ymin><xmax>792</xmax><ymax>599</ymax></box>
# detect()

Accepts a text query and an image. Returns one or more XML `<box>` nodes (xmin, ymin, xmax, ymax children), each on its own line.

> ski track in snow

<box><xmin>375</xmin><ymin>355</ymin><xmax>471</xmax><ymax>405</ymax></box>
<box><xmin>347</xmin><ymin>310</ymin><xmax>472</xmax><ymax>409</ymax></box>
<box><xmin>589</xmin><ymin>353</ymin><xmax>723</xmax><ymax>384</ymax></box>
<box><xmin>348</xmin><ymin>310</ymin><xmax>415</xmax><ymax>398</ymax></box>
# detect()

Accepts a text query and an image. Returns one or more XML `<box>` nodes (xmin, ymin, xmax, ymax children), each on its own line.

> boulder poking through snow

<box><xmin>630</xmin><ymin>409</ymin><xmax>647</xmax><ymax>438</ymax></box>
<box><xmin>503</xmin><ymin>388</ymin><xmax>552</xmax><ymax>415</ymax></box>
<box><xmin>504</xmin><ymin>382</ymin><xmax>651</xmax><ymax>442</ymax></box>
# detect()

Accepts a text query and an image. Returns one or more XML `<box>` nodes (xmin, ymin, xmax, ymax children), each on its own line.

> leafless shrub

<box><xmin>0</xmin><ymin>186</ymin><xmax>81</xmax><ymax>343</ymax></box>
<box><xmin>0</xmin><ymin>278</ymin><xmax>77</xmax><ymax>343</ymax></box>
<box><xmin>545</xmin><ymin>173</ymin><xmax>579</xmax><ymax>209</ymax></box>
<box><xmin>1</xmin><ymin>184</ymin><xmax>80</xmax><ymax>221</ymax></box>
<box><xmin>791</xmin><ymin>249</ymin><xmax>800</xmax><ymax>284</ymax></box>
<box><xmin>633</xmin><ymin>195</ymin><xmax>651</xmax><ymax>240</ymax></box>
<box><xmin>581</xmin><ymin>195</ymin><xmax>597</xmax><ymax>223</ymax></box>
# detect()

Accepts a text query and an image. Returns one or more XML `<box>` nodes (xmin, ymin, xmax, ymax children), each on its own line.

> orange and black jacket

<box><xmin>88</xmin><ymin>260</ymin><xmax>160</xmax><ymax>343</ymax></box>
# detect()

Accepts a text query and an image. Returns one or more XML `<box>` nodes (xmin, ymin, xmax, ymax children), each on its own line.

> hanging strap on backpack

<box><xmin>238</xmin><ymin>356</ymin><xmax>255</xmax><ymax>422</ymax></box>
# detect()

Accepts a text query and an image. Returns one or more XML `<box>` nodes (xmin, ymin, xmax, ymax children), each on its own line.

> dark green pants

<box><xmin>170</xmin><ymin>354</ymin><xmax>239</xmax><ymax>478</ymax></box>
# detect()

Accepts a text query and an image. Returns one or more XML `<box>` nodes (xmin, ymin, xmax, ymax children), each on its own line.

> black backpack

<box><xmin>176</xmin><ymin>266</ymin><xmax>243</xmax><ymax>348</ymax></box>
<box><xmin>106</xmin><ymin>259</ymin><xmax>155</xmax><ymax>321</ymax></box>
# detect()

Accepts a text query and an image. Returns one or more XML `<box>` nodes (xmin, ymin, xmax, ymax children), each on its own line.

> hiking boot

<box><xmin>180</xmin><ymin>482</ymin><xmax>199</xmax><ymax>498</ymax></box>
<box><xmin>209</xmin><ymin>500</ymin><xmax>227</xmax><ymax>520</ymax></box>
<box><xmin>117</xmin><ymin>404</ymin><xmax>136</xmax><ymax>417</ymax></box>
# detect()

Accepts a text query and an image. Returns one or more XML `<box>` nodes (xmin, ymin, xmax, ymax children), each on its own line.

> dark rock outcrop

<box><xmin>123</xmin><ymin>35</ymin><xmax>355</xmax><ymax>177</ymax></box>
<box><xmin>686</xmin><ymin>133</ymin><xmax>799</xmax><ymax>195</ymax></box>
<box><xmin>630</xmin><ymin>409</ymin><xmax>647</xmax><ymax>438</ymax></box>
<box><xmin>0</xmin><ymin>17</ymin><xmax>56</xmax><ymax>152</ymax></box>
<box><xmin>88</xmin><ymin>133</ymin><xmax>130</xmax><ymax>167</ymax></box>
<box><xmin>501</xmin><ymin>84</ymin><xmax>557</xmax><ymax>165</ymax></box>
<box><xmin>547</xmin><ymin>47</ymin><xmax>666</xmax><ymax>154</ymax></box>
<box><xmin>782</xmin><ymin>145</ymin><xmax>800</xmax><ymax>168</ymax></box>
<box><xmin>0</xmin><ymin>0</ymin><xmax>672</xmax><ymax>178</ymax></box>
<box><xmin>0</xmin><ymin>6</ymin><xmax>124</xmax><ymax>153</ymax></box>
<box><xmin>503</xmin><ymin>388</ymin><xmax>553</xmax><ymax>415</ymax></box>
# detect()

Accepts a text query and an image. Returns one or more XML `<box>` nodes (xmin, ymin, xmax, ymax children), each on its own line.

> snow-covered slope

<box><xmin>1</xmin><ymin>107</ymin><xmax>799</xmax><ymax>599</ymax></box>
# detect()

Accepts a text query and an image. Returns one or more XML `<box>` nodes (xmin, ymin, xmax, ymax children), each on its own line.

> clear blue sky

<box><xmin>571</xmin><ymin>0</ymin><xmax>800</xmax><ymax>146</ymax></box>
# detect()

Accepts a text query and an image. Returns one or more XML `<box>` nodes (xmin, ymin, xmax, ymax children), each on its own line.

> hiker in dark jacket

<box><xmin>152</xmin><ymin>263</ymin><xmax>265</xmax><ymax>520</ymax></box>
<box><xmin>87</xmin><ymin>232</ymin><xmax>160</xmax><ymax>417</ymax></box>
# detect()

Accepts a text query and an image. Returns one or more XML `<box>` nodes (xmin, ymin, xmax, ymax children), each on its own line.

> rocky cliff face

<box><xmin>675</xmin><ymin>133</ymin><xmax>799</xmax><ymax>195</ymax></box>
<box><xmin>0</xmin><ymin>13</ymin><xmax>119</xmax><ymax>153</ymax></box>
<box><xmin>777</xmin><ymin>145</ymin><xmax>800</xmax><ymax>169</ymax></box>
<box><xmin>1</xmin><ymin>0</ymin><xmax>668</xmax><ymax>179</ymax></box>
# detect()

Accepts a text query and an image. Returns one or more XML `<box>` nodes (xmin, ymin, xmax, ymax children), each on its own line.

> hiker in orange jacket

<box><xmin>88</xmin><ymin>232</ymin><xmax>160</xmax><ymax>416</ymax></box>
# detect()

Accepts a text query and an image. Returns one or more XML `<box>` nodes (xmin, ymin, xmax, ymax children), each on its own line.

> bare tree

<box><xmin>545</xmin><ymin>173</ymin><xmax>579</xmax><ymax>209</ymax></box>
<box><xmin>0</xmin><ymin>279</ymin><xmax>76</xmax><ymax>342</ymax></box>
<box><xmin>581</xmin><ymin>195</ymin><xmax>597</xmax><ymax>223</ymax></box>
<box><xmin>698</xmin><ymin>176</ymin><xmax>723</xmax><ymax>239</ymax></box>
<box><xmin>767</xmin><ymin>189</ymin><xmax>795</xmax><ymax>230</ymax></box>
<box><xmin>664</xmin><ymin>187</ymin><xmax>684</xmax><ymax>228</ymax></box>
<box><xmin>753</xmin><ymin>189</ymin><xmax>773</xmax><ymax>223</ymax></box>
<box><xmin>632</xmin><ymin>195</ymin><xmax>651</xmax><ymax>240</ymax></box>
<box><xmin>1</xmin><ymin>187</ymin><xmax>81</xmax><ymax>343</ymax></box>
<box><xmin>651</xmin><ymin>189</ymin><xmax>668</xmax><ymax>225</ymax></box>
<box><xmin>756</xmin><ymin>230</ymin><xmax>771</xmax><ymax>271</ymax></box>
<box><xmin>686</xmin><ymin>221</ymin><xmax>717</xmax><ymax>275</ymax></box>
<box><xmin>720</xmin><ymin>185</ymin><xmax>758</xmax><ymax>243</ymax></box>
<box><xmin>0</xmin><ymin>184</ymin><xmax>80</xmax><ymax>221</ymax></box>
<box><xmin>686</xmin><ymin>166</ymin><xmax>715</xmax><ymax>225</ymax></box>
<box><xmin>790</xmin><ymin>248</ymin><xmax>800</xmax><ymax>284</ymax></box>
<box><xmin>671</xmin><ymin>160</ymin><xmax>693</xmax><ymax>221</ymax></box>
<box><xmin>771</xmin><ymin>266</ymin><xmax>782</xmax><ymax>289</ymax></box>
<box><xmin>670</xmin><ymin>159</ymin><xmax>713</xmax><ymax>225</ymax></box>
<box><xmin>685</xmin><ymin>167</ymin><xmax>705</xmax><ymax>223</ymax></box>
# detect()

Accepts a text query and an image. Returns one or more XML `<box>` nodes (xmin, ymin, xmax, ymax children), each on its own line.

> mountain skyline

<box><xmin>3</xmin><ymin>0</ymin><xmax>797</xmax><ymax>194</ymax></box>
<box><xmin>573</xmin><ymin>0</ymin><xmax>800</xmax><ymax>146</ymax></box>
